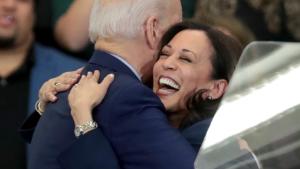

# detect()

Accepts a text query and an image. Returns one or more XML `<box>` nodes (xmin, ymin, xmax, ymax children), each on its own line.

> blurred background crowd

<box><xmin>35</xmin><ymin>0</ymin><xmax>300</xmax><ymax>60</ymax></box>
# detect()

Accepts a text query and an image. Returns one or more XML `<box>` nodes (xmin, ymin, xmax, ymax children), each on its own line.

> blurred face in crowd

<box><xmin>153</xmin><ymin>30</ymin><xmax>215</xmax><ymax>114</ymax></box>
<box><xmin>0</xmin><ymin>0</ymin><xmax>34</xmax><ymax>48</ymax></box>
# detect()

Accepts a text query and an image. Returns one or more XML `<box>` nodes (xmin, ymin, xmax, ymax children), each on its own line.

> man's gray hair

<box><xmin>89</xmin><ymin>0</ymin><xmax>169</xmax><ymax>42</ymax></box>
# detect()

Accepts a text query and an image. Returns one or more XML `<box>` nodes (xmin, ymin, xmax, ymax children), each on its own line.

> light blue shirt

<box><xmin>109</xmin><ymin>53</ymin><xmax>141</xmax><ymax>81</ymax></box>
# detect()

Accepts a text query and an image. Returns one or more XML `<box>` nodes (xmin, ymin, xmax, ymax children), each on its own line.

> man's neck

<box><xmin>94</xmin><ymin>38</ymin><xmax>153</xmax><ymax>80</ymax></box>
<box><xmin>0</xmin><ymin>39</ymin><xmax>32</xmax><ymax>78</ymax></box>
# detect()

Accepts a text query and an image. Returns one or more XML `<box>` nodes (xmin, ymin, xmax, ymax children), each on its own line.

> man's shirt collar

<box><xmin>108</xmin><ymin>52</ymin><xmax>141</xmax><ymax>81</ymax></box>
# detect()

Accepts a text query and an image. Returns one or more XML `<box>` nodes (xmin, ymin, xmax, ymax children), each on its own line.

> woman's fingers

<box><xmin>92</xmin><ymin>70</ymin><xmax>100</xmax><ymax>82</ymax></box>
<box><xmin>61</xmin><ymin>71</ymin><xmax>79</xmax><ymax>79</ymax></box>
<box><xmin>59</xmin><ymin>71</ymin><xmax>80</xmax><ymax>84</ymax></box>
<box><xmin>78</xmin><ymin>74</ymin><xmax>86</xmax><ymax>83</ymax></box>
<box><xmin>38</xmin><ymin>69</ymin><xmax>81</xmax><ymax>103</ymax></box>
<box><xmin>99</xmin><ymin>74</ymin><xmax>114</xmax><ymax>90</ymax></box>
<box><xmin>66</xmin><ymin>72</ymin><xmax>81</xmax><ymax>80</ymax></box>
<box><xmin>71</xmin><ymin>70</ymin><xmax>114</xmax><ymax>92</ymax></box>
<box><xmin>57</xmin><ymin>77</ymin><xmax>76</xmax><ymax>87</ymax></box>
<box><xmin>77</xmin><ymin>70</ymin><xmax>100</xmax><ymax>85</ymax></box>
<box><xmin>54</xmin><ymin>83</ymin><xmax>72</xmax><ymax>92</ymax></box>
<box><xmin>45</xmin><ymin>91</ymin><xmax>57</xmax><ymax>102</ymax></box>
<box><xmin>47</xmin><ymin>70</ymin><xmax>82</xmax><ymax>90</ymax></box>
<box><xmin>87</xmin><ymin>71</ymin><xmax>92</xmax><ymax>78</ymax></box>
<box><xmin>75</xmin><ymin>67</ymin><xmax>84</xmax><ymax>73</ymax></box>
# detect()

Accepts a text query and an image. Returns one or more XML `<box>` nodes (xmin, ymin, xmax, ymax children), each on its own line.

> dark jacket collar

<box><xmin>89</xmin><ymin>50</ymin><xmax>139</xmax><ymax>81</ymax></box>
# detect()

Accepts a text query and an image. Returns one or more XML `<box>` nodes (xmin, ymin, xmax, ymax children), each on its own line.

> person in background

<box><xmin>192</xmin><ymin>15</ymin><xmax>255</xmax><ymax>48</ymax></box>
<box><xmin>181</xmin><ymin>0</ymin><xmax>198</xmax><ymax>18</ymax></box>
<box><xmin>0</xmin><ymin>0</ymin><xmax>85</xmax><ymax>168</ymax></box>
<box><xmin>54</xmin><ymin>0</ymin><xmax>93</xmax><ymax>53</ymax></box>
<box><xmin>194</xmin><ymin>0</ymin><xmax>300</xmax><ymax>42</ymax></box>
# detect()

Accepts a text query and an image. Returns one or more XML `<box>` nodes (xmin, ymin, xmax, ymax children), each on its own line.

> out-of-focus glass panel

<box><xmin>195</xmin><ymin>42</ymin><xmax>300</xmax><ymax>169</ymax></box>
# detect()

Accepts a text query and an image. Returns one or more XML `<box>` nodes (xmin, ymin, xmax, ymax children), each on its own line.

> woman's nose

<box><xmin>162</xmin><ymin>55</ymin><xmax>177</xmax><ymax>70</ymax></box>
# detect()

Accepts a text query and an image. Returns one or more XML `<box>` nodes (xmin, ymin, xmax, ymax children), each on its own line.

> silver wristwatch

<box><xmin>74</xmin><ymin>121</ymin><xmax>98</xmax><ymax>138</ymax></box>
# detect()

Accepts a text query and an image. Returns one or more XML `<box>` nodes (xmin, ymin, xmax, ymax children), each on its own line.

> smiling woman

<box><xmin>153</xmin><ymin>29</ymin><xmax>216</xmax><ymax>127</ymax></box>
<box><xmin>155</xmin><ymin>22</ymin><xmax>242</xmax><ymax>128</ymax></box>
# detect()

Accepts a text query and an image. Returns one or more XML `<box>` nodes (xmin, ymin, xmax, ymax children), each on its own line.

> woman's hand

<box><xmin>68</xmin><ymin>70</ymin><xmax>114</xmax><ymax>125</ymax></box>
<box><xmin>37</xmin><ymin>68</ymin><xmax>83</xmax><ymax>112</ymax></box>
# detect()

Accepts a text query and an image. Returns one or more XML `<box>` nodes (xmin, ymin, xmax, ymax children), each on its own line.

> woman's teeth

<box><xmin>159</xmin><ymin>77</ymin><xmax>180</xmax><ymax>90</ymax></box>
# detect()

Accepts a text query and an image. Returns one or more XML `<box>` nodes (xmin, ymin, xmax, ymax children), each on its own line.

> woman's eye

<box><xmin>159</xmin><ymin>52</ymin><xmax>169</xmax><ymax>58</ymax></box>
<box><xmin>180</xmin><ymin>56</ymin><xmax>192</xmax><ymax>63</ymax></box>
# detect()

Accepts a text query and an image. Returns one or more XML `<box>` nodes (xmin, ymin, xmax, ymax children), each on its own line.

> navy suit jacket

<box><xmin>181</xmin><ymin>118</ymin><xmax>212</xmax><ymax>151</ymax></box>
<box><xmin>26</xmin><ymin>51</ymin><xmax>196</xmax><ymax>169</ymax></box>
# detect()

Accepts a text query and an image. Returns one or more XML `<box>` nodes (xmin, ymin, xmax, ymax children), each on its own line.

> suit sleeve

<box><xmin>19</xmin><ymin>111</ymin><xmax>41</xmax><ymax>143</ymax></box>
<box><xmin>58</xmin><ymin>129</ymin><xmax>120</xmax><ymax>169</ymax></box>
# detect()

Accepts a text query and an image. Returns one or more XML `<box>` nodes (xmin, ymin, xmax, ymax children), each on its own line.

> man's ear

<box><xmin>144</xmin><ymin>16</ymin><xmax>160</xmax><ymax>50</ymax></box>
<box><xmin>208</xmin><ymin>79</ymin><xmax>228</xmax><ymax>100</ymax></box>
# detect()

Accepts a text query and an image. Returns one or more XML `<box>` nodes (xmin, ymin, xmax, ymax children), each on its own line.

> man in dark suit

<box><xmin>24</xmin><ymin>0</ymin><xmax>197</xmax><ymax>169</ymax></box>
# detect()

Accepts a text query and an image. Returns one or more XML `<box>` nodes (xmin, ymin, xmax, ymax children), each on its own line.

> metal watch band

<box><xmin>74</xmin><ymin>121</ymin><xmax>98</xmax><ymax>138</ymax></box>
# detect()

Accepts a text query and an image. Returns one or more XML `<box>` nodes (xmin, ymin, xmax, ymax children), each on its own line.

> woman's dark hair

<box><xmin>158</xmin><ymin>21</ymin><xmax>242</xmax><ymax>129</ymax></box>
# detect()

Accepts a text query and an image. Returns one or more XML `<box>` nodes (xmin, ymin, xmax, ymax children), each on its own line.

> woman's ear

<box><xmin>208</xmin><ymin>79</ymin><xmax>228</xmax><ymax>100</ymax></box>
<box><xmin>144</xmin><ymin>16</ymin><xmax>160</xmax><ymax>50</ymax></box>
